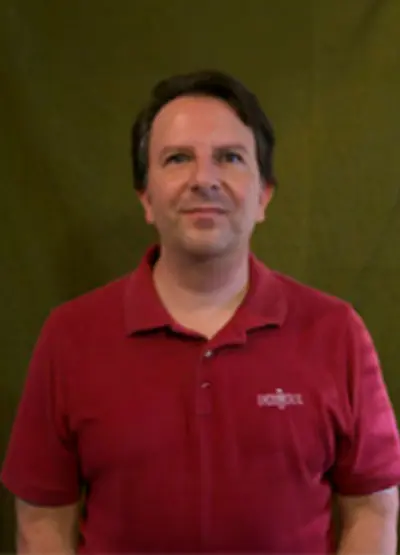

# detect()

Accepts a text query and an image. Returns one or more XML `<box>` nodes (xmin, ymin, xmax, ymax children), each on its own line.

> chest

<box><xmin>65</xmin><ymin>329</ymin><xmax>342</xmax><ymax>482</ymax></box>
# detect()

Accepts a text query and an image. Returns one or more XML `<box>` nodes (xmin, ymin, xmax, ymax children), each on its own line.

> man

<box><xmin>2</xmin><ymin>70</ymin><xmax>400</xmax><ymax>554</ymax></box>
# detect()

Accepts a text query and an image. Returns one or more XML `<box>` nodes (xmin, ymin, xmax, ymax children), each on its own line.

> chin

<box><xmin>179</xmin><ymin>237</ymin><xmax>232</xmax><ymax>259</ymax></box>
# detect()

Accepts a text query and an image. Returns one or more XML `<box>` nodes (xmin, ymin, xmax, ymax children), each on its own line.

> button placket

<box><xmin>195</xmin><ymin>348</ymin><xmax>214</xmax><ymax>415</ymax></box>
<box><xmin>195</xmin><ymin>346</ymin><xmax>215</xmax><ymax>544</ymax></box>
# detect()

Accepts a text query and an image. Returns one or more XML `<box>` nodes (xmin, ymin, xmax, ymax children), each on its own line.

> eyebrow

<box><xmin>159</xmin><ymin>143</ymin><xmax>249</xmax><ymax>158</ymax></box>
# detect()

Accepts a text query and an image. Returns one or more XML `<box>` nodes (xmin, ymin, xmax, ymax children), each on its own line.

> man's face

<box><xmin>139</xmin><ymin>95</ymin><xmax>273</xmax><ymax>258</ymax></box>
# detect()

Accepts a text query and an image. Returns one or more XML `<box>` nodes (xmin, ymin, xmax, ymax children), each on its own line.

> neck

<box><xmin>153</xmin><ymin>245</ymin><xmax>249</xmax><ymax>311</ymax></box>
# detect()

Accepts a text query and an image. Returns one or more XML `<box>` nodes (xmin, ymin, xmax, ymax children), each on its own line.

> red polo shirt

<box><xmin>2</xmin><ymin>246</ymin><xmax>400</xmax><ymax>553</ymax></box>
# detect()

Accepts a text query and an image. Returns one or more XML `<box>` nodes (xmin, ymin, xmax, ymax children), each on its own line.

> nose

<box><xmin>189</xmin><ymin>157</ymin><xmax>220</xmax><ymax>191</ymax></box>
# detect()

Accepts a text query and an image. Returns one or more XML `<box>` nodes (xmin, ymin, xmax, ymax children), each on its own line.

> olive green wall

<box><xmin>1</xmin><ymin>1</ymin><xmax>400</xmax><ymax>550</ymax></box>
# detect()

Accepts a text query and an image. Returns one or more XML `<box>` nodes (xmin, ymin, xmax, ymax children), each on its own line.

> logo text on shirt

<box><xmin>257</xmin><ymin>388</ymin><xmax>304</xmax><ymax>410</ymax></box>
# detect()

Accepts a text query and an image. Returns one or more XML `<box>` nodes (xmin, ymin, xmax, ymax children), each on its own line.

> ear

<box><xmin>138</xmin><ymin>191</ymin><xmax>155</xmax><ymax>224</ymax></box>
<box><xmin>256</xmin><ymin>182</ymin><xmax>274</xmax><ymax>223</ymax></box>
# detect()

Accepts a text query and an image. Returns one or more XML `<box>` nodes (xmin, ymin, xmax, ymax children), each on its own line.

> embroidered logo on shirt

<box><xmin>257</xmin><ymin>388</ymin><xmax>304</xmax><ymax>410</ymax></box>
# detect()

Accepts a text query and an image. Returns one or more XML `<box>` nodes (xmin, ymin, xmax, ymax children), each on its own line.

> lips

<box><xmin>181</xmin><ymin>207</ymin><xmax>226</xmax><ymax>214</ymax></box>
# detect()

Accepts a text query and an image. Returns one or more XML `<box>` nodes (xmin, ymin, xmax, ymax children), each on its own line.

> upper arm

<box><xmin>1</xmin><ymin>314</ymin><xmax>81</xmax><ymax>505</ymax></box>
<box><xmin>16</xmin><ymin>498</ymin><xmax>80</xmax><ymax>553</ymax></box>
<box><xmin>330</xmin><ymin>309</ymin><xmax>400</xmax><ymax>496</ymax></box>
<box><xmin>338</xmin><ymin>487</ymin><xmax>399</xmax><ymax>523</ymax></box>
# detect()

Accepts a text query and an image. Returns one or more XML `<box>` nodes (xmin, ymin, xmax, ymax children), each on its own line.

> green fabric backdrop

<box><xmin>1</xmin><ymin>0</ymin><xmax>400</xmax><ymax>551</ymax></box>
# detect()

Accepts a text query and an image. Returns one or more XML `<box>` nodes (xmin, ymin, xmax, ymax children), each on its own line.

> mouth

<box><xmin>181</xmin><ymin>207</ymin><xmax>226</xmax><ymax>215</ymax></box>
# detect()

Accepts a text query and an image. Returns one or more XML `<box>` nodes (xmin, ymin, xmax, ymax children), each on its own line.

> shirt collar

<box><xmin>124</xmin><ymin>244</ymin><xmax>288</xmax><ymax>336</ymax></box>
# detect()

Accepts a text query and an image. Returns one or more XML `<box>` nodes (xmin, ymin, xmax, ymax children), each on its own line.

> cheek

<box><xmin>227</xmin><ymin>177</ymin><xmax>262</xmax><ymax>212</ymax></box>
<box><xmin>224</xmin><ymin>162</ymin><xmax>259</xmax><ymax>191</ymax></box>
<box><xmin>148</xmin><ymin>170</ymin><xmax>188</xmax><ymax>208</ymax></box>
<box><xmin>145</xmin><ymin>189</ymin><xmax>181</xmax><ymax>228</ymax></box>
<box><xmin>151</xmin><ymin>165</ymin><xmax>192</xmax><ymax>193</ymax></box>
<box><xmin>162</xmin><ymin>165</ymin><xmax>193</xmax><ymax>188</ymax></box>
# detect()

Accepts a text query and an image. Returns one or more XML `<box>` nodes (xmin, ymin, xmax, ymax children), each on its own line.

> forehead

<box><xmin>149</xmin><ymin>95</ymin><xmax>255</xmax><ymax>151</ymax></box>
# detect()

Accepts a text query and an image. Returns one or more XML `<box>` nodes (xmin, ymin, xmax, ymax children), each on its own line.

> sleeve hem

<box><xmin>1</xmin><ymin>474</ymin><xmax>81</xmax><ymax>507</ymax></box>
<box><xmin>334</xmin><ymin>477</ymin><xmax>400</xmax><ymax>496</ymax></box>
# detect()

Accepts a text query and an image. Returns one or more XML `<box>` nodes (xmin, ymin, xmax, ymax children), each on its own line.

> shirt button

<box><xmin>201</xmin><ymin>381</ymin><xmax>211</xmax><ymax>389</ymax></box>
<box><xmin>204</xmin><ymin>349</ymin><xmax>213</xmax><ymax>358</ymax></box>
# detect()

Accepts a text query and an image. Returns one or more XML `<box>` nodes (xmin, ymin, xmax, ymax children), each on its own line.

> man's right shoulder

<box><xmin>44</xmin><ymin>273</ymin><xmax>133</xmax><ymax>337</ymax></box>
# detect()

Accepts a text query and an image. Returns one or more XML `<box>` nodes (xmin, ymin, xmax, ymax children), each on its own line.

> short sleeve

<box><xmin>331</xmin><ymin>308</ymin><xmax>400</xmax><ymax>496</ymax></box>
<box><xmin>1</xmin><ymin>313</ymin><xmax>81</xmax><ymax>506</ymax></box>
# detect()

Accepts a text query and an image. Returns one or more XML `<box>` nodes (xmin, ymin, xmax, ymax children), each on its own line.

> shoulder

<box><xmin>271</xmin><ymin>270</ymin><xmax>378</xmax><ymax>365</ymax></box>
<box><xmin>44</xmin><ymin>274</ymin><xmax>132</xmax><ymax>339</ymax></box>
<box><xmin>272</xmin><ymin>270</ymin><xmax>355</xmax><ymax>326</ymax></box>
<box><xmin>269</xmin><ymin>269</ymin><xmax>372</xmax><ymax>356</ymax></box>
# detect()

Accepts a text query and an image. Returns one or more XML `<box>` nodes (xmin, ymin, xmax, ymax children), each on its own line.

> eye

<box><xmin>219</xmin><ymin>150</ymin><xmax>244</xmax><ymax>164</ymax></box>
<box><xmin>164</xmin><ymin>152</ymin><xmax>191</xmax><ymax>165</ymax></box>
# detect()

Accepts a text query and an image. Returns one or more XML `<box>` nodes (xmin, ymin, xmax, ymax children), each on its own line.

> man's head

<box><xmin>131</xmin><ymin>70</ymin><xmax>277</xmax><ymax>259</ymax></box>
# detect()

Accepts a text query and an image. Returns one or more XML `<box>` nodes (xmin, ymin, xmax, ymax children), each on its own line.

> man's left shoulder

<box><xmin>270</xmin><ymin>269</ymin><xmax>355</xmax><ymax>329</ymax></box>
